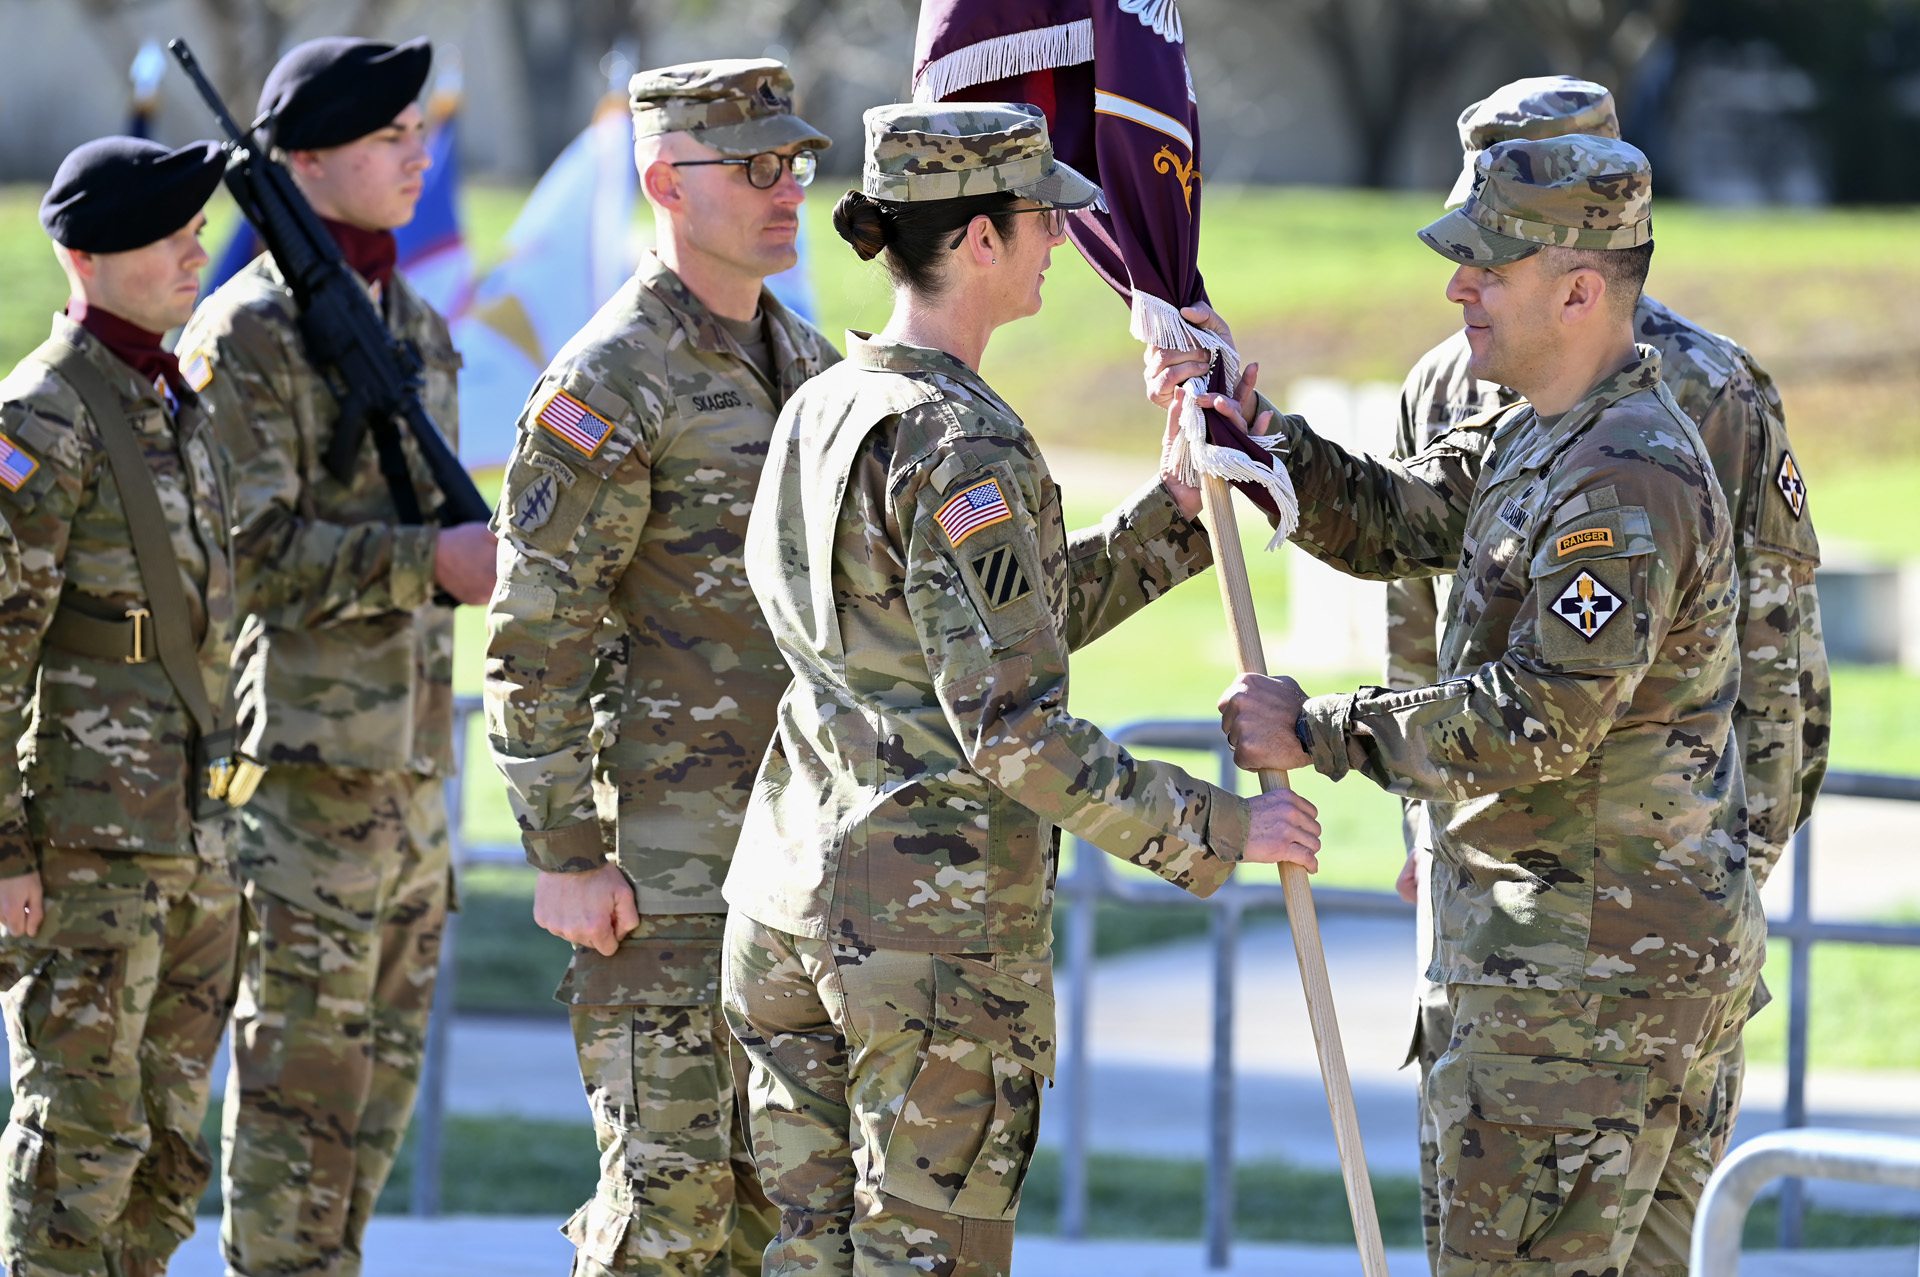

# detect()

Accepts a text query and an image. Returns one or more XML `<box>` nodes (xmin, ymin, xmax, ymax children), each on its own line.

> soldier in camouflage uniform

<box><xmin>720</xmin><ymin>104</ymin><xmax>1322</xmax><ymax>1277</ymax></box>
<box><xmin>1379</xmin><ymin>78</ymin><xmax>1829</xmax><ymax>1263</ymax></box>
<box><xmin>174</xmin><ymin>37</ymin><xmax>496</xmax><ymax>1277</ymax></box>
<box><xmin>483</xmin><ymin>59</ymin><xmax>837</xmax><ymax>1276</ymax></box>
<box><xmin>1209</xmin><ymin>137</ymin><xmax>1762</xmax><ymax>1275</ymax></box>
<box><xmin>0</xmin><ymin>137</ymin><xmax>256</xmax><ymax>1276</ymax></box>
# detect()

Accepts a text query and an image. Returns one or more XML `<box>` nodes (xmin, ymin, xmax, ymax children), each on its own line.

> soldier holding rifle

<box><xmin>177</xmin><ymin>36</ymin><xmax>494</xmax><ymax>1277</ymax></box>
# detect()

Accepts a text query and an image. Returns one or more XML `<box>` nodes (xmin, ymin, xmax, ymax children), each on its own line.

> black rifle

<box><xmin>169</xmin><ymin>38</ymin><xmax>490</xmax><ymax>533</ymax></box>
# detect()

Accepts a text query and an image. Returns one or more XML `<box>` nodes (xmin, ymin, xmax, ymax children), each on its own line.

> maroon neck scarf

<box><xmin>321</xmin><ymin>217</ymin><xmax>398</xmax><ymax>289</ymax></box>
<box><xmin>68</xmin><ymin>299</ymin><xmax>183</xmax><ymax>398</ymax></box>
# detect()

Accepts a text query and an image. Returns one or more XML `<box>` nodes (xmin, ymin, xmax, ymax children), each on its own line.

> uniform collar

<box><xmin>845</xmin><ymin>331</ymin><xmax>1005</xmax><ymax>403</ymax></box>
<box><xmin>1493</xmin><ymin>343</ymin><xmax>1663</xmax><ymax>470</ymax></box>
<box><xmin>50</xmin><ymin>311</ymin><xmax>177</xmax><ymax>416</ymax></box>
<box><xmin>636</xmin><ymin>252</ymin><xmax>822</xmax><ymax>402</ymax></box>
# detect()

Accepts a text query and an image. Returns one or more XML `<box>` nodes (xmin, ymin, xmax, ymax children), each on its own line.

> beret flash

<box><xmin>39</xmin><ymin>136</ymin><xmax>226</xmax><ymax>253</ymax></box>
<box><xmin>259</xmin><ymin>36</ymin><xmax>432</xmax><ymax>151</ymax></box>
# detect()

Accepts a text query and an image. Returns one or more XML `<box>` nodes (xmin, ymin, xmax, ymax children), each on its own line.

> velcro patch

<box><xmin>1555</xmin><ymin>527</ymin><xmax>1614</xmax><ymax>557</ymax></box>
<box><xmin>512</xmin><ymin>471</ymin><xmax>563</xmax><ymax>531</ymax></box>
<box><xmin>181</xmin><ymin>350</ymin><xmax>214</xmax><ymax>392</ymax></box>
<box><xmin>1550</xmin><ymin>569</ymin><xmax>1622</xmax><ymax>641</ymax></box>
<box><xmin>536</xmin><ymin>388</ymin><xmax>615</xmax><ymax>457</ymax></box>
<box><xmin>935</xmin><ymin>478</ymin><xmax>1012</xmax><ymax>548</ymax></box>
<box><xmin>0</xmin><ymin>433</ymin><xmax>40</xmax><ymax>491</ymax></box>
<box><xmin>969</xmin><ymin>544</ymin><xmax>1033</xmax><ymax>610</ymax></box>
<box><xmin>1775</xmin><ymin>449</ymin><xmax>1806</xmax><ymax>520</ymax></box>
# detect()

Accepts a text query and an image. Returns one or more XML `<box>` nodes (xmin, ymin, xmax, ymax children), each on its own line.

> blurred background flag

<box><xmin>127</xmin><ymin>39</ymin><xmax>166</xmax><ymax>138</ymax></box>
<box><xmin>449</xmin><ymin>83</ymin><xmax>638</xmax><ymax>467</ymax></box>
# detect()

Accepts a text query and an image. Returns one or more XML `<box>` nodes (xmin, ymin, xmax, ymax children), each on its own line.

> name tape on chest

<box><xmin>0</xmin><ymin>433</ymin><xmax>40</xmax><ymax>491</ymax></box>
<box><xmin>690</xmin><ymin>389</ymin><xmax>745</xmax><ymax>413</ymax></box>
<box><xmin>1498</xmin><ymin>482</ymin><xmax>1537</xmax><ymax>533</ymax></box>
<box><xmin>1775</xmin><ymin>449</ymin><xmax>1806</xmax><ymax>520</ymax></box>
<box><xmin>935</xmin><ymin>477</ymin><xmax>1012</xmax><ymax>548</ymax></box>
<box><xmin>536</xmin><ymin>388</ymin><xmax>614</xmax><ymax>457</ymax></box>
<box><xmin>1555</xmin><ymin>526</ymin><xmax>1614</xmax><ymax>557</ymax></box>
<box><xmin>1551</xmin><ymin>569</ymin><xmax>1622</xmax><ymax>641</ymax></box>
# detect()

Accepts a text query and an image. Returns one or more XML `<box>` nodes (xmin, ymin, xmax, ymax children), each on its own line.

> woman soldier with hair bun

<box><xmin>721</xmin><ymin>102</ymin><xmax>1321</xmax><ymax>1275</ymax></box>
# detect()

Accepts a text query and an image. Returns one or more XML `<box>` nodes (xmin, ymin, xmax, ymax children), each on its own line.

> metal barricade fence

<box><xmin>414</xmin><ymin>703</ymin><xmax>1920</xmax><ymax>1261</ymax></box>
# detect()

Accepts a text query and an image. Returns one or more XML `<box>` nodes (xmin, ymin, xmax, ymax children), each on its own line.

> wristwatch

<box><xmin>1294</xmin><ymin>710</ymin><xmax>1314</xmax><ymax>756</ymax></box>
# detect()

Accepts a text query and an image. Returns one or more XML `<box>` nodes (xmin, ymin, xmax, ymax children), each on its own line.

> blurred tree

<box><xmin>504</xmin><ymin>0</ymin><xmax>648</xmax><ymax>169</ymax></box>
<box><xmin>1676</xmin><ymin>0</ymin><xmax>1920</xmax><ymax>203</ymax></box>
<box><xmin>1494</xmin><ymin>0</ymin><xmax>1683</xmax><ymax>94</ymax></box>
<box><xmin>1286</xmin><ymin>0</ymin><xmax>1498</xmax><ymax>187</ymax></box>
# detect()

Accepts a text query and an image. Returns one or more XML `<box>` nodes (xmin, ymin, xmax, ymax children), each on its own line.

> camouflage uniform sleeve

<box><xmin>194</xmin><ymin>310</ymin><xmax>439</xmax><ymax>625</ymax></box>
<box><xmin>1298</xmin><ymin>462</ymin><xmax>1702</xmax><ymax>803</ymax></box>
<box><xmin>1252</xmin><ymin>391</ymin><xmax>1476</xmax><ymax>581</ymax></box>
<box><xmin>1384</xmin><ymin>370</ymin><xmax>1442</xmax><ymax>690</ymax></box>
<box><xmin>0</xmin><ymin>402</ymin><xmax>87</xmax><ymax>876</ymax></box>
<box><xmin>484</xmin><ymin>370</ymin><xmax>660</xmax><ymax>873</ymax></box>
<box><xmin>1063</xmin><ymin>478</ymin><xmax>1213</xmax><ymax>651</ymax></box>
<box><xmin>901</xmin><ymin>441</ymin><xmax>1246</xmax><ymax>890</ymax></box>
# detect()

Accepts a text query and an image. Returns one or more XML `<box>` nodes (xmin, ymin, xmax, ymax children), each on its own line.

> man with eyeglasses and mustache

<box><xmin>483</xmin><ymin>59</ymin><xmax>838</xmax><ymax>1277</ymax></box>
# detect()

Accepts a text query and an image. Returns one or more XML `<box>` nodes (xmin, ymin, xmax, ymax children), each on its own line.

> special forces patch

<box><xmin>1775</xmin><ymin>450</ymin><xmax>1806</xmax><ymax>520</ymax></box>
<box><xmin>968</xmin><ymin>544</ymin><xmax>1033</xmax><ymax>610</ymax></box>
<box><xmin>513</xmin><ymin>471</ymin><xmax>561</xmax><ymax>531</ymax></box>
<box><xmin>1551</xmin><ymin>569</ymin><xmax>1621</xmax><ymax>641</ymax></box>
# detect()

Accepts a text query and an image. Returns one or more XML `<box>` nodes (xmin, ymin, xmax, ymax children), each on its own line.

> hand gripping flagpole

<box><xmin>1172</xmin><ymin>326</ymin><xmax>1391</xmax><ymax>1277</ymax></box>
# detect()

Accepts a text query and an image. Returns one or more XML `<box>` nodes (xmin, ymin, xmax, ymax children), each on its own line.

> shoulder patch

<box><xmin>1555</xmin><ymin>526</ymin><xmax>1614</xmax><ymax>557</ymax></box>
<box><xmin>0</xmin><ymin>433</ymin><xmax>39</xmax><ymax>491</ymax></box>
<box><xmin>1550</xmin><ymin>570</ymin><xmax>1623</xmax><ymax>641</ymax></box>
<box><xmin>967</xmin><ymin>543</ymin><xmax>1033</xmax><ymax>610</ymax></box>
<box><xmin>535</xmin><ymin>387</ymin><xmax>615</xmax><ymax>457</ymax></box>
<box><xmin>934</xmin><ymin>477</ymin><xmax>1012</xmax><ymax>548</ymax></box>
<box><xmin>181</xmin><ymin>349</ymin><xmax>214</xmax><ymax>392</ymax></box>
<box><xmin>1775</xmin><ymin>449</ymin><xmax>1806</xmax><ymax>521</ymax></box>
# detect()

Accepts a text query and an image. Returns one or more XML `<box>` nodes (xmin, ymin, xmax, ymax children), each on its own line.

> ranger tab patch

<box><xmin>969</xmin><ymin>544</ymin><xmax>1033</xmax><ymax>610</ymax></box>
<box><xmin>1551</xmin><ymin>570</ymin><xmax>1621</xmax><ymax>641</ymax></box>
<box><xmin>536</xmin><ymin>388</ymin><xmax>614</xmax><ymax>457</ymax></box>
<box><xmin>1775</xmin><ymin>450</ymin><xmax>1806</xmax><ymax>520</ymax></box>
<box><xmin>1555</xmin><ymin>527</ymin><xmax>1614</xmax><ymax>557</ymax></box>
<box><xmin>935</xmin><ymin>478</ymin><xmax>1012</xmax><ymax>548</ymax></box>
<box><xmin>0</xmin><ymin>433</ymin><xmax>39</xmax><ymax>491</ymax></box>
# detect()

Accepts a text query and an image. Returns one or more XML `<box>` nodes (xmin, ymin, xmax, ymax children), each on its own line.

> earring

<box><xmin>991</xmin><ymin>257</ymin><xmax>997</xmax><ymax>265</ymax></box>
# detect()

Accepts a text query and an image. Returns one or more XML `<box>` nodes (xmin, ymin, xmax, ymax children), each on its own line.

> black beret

<box><xmin>260</xmin><ymin>36</ymin><xmax>432</xmax><ymax>151</ymax></box>
<box><xmin>39</xmin><ymin>137</ymin><xmax>226</xmax><ymax>253</ymax></box>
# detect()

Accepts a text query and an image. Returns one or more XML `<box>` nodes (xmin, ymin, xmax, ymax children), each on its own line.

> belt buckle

<box><xmin>124</xmin><ymin>606</ymin><xmax>150</xmax><ymax>663</ymax></box>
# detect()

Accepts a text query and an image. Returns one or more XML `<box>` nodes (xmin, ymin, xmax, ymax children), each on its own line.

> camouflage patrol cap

<box><xmin>1419</xmin><ymin>134</ymin><xmax>1651</xmax><ymax>267</ymax></box>
<box><xmin>1446</xmin><ymin>76</ymin><xmax>1620</xmax><ymax>208</ymax></box>
<box><xmin>861</xmin><ymin>102</ymin><xmax>1099</xmax><ymax>207</ymax></box>
<box><xmin>630</xmin><ymin>59</ymin><xmax>830</xmax><ymax>156</ymax></box>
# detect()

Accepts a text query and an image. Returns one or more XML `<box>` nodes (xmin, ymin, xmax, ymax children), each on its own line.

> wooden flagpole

<box><xmin>1200</xmin><ymin>472</ymin><xmax>1390</xmax><ymax>1277</ymax></box>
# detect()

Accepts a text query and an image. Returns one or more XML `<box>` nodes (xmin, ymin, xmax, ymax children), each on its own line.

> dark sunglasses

<box><xmin>946</xmin><ymin>205</ymin><xmax>1069</xmax><ymax>250</ymax></box>
<box><xmin>670</xmin><ymin>150</ymin><xmax>817</xmax><ymax>189</ymax></box>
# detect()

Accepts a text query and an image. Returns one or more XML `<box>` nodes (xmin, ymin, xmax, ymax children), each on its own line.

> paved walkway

<box><xmin>156</xmin><ymin>1218</ymin><xmax>1920</xmax><ymax>1277</ymax></box>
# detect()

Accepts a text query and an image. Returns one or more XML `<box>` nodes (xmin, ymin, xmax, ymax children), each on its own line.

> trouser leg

<box><xmin>116</xmin><ymin>857</ymin><xmax>243</xmax><ymax>1277</ymax></box>
<box><xmin>722</xmin><ymin>916</ymin><xmax>1049</xmax><ymax>1277</ymax></box>
<box><xmin>1428</xmin><ymin>980</ymin><xmax>1751</xmax><ymax>1277</ymax></box>
<box><xmin>1</xmin><ymin>851</ymin><xmax>233</xmax><ymax>1277</ymax></box>
<box><xmin>561</xmin><ymin>913</ymin><xmax>774</xmax><ymax>1277</ymax></box>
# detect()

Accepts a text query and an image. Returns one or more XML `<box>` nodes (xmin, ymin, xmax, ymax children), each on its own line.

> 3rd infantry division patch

<box><xmin>969</xmin><ymin>544</ymin><xmax>1033</xmax><ymax>610</ymax></box>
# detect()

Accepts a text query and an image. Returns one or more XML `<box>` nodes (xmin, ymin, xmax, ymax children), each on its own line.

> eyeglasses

<box><xmin>670</xmin><ymin>150</ymin><xmax>817</xmax><ymax>189</ymax></box>
<box><xmin>946</xmin><ymin>205</ymin><xmax>1069</xmax><ymax>250</ymax></box>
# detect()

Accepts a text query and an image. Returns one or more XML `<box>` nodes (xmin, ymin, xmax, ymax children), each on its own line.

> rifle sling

<box><xmin>38</xmin><ymin>339</ymin><xmax>222</xmax><ymax>741</ymax></box>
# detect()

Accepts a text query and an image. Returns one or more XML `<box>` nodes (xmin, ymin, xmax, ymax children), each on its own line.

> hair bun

<box><xmin>832</xmin><ymin>190</ymin><xmax>889</xmax><ymax>262</ymax></box>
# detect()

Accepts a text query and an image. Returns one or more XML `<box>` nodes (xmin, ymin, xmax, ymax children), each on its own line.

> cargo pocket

<box><xmin>0</xmin><ymin>1121</ymin><xmax>54</xmax><ymax>1247</ymax></box>
<box><xmin>880</xmin><ymin>955</ymin><xmax>1056</xmax><ymax>1221</ymax></box>
<box><xmin>1435</xmin><ymin>1052</ymin><xmax>1649</xmax><ymax>1264</ymax></box>
<box><xmin>3</xmin><ymin>885</ymin><xmax>147</xmax><ymax>1074</ymax></box>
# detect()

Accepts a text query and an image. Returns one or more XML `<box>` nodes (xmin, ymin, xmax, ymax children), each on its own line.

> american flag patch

<box><xmin>536</xmin><ymin>389</ymin><xmax>614</xmax><ymax>457</ymax></box>
<box><xmin>0</xmin><ymin>434</ymin><xmax>38</xmax><ymax>491</ymax></box>
<box><xmin>182</xmin><ymin>350</ymin><xmax>213</xmax><ymax>392</ymax></box>
<box><xmin>934</xmin><ymin>478</ymin><xmax>1012</xmax><ymax>548</ymax></box>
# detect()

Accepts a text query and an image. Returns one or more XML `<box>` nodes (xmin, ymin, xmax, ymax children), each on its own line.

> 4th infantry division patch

<box><xmin>1551</xmin><ymin>570</ymin><xmax>1621</xmax><ymax>641</ymax></box>
<box><xmin>968</xmin><ymin>544</ymin><xmax>1033</xmax><ymax>610</ymax></box>
<box><xmin>935</xmin><ymin>478</ymin><xmax>1012</xmax><ymax>547</ymax></box>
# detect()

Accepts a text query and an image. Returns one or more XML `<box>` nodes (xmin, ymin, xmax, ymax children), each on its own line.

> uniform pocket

<box><xmin>879</xmin><ymin>954</ymin><xmax>1055</xmax><ymax>1221</ymax></box>
<box><xmin>1435</xmin><ymin>1052</ymin><xmax>1649</xmax><ymax>1264</ymax></box>
<box><xmin>554</xmin><ymin>937</ymin><xmax>722</xmax><ymax>1008</ymax></box>
<box><xmin>0</xmin><ymin>1122</ymin><xmax>54</xmax><ymax>1246</ymax></box>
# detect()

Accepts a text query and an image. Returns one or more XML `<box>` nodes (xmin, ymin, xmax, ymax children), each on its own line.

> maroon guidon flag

<box><xmin>913</xmin><ymin>0</ymin><xmax>1297</xmax><ymax>534</ymax></box>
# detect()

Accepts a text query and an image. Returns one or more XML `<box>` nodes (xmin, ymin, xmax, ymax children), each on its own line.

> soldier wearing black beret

<box><xmin>0</xmin><ymin>134</ymin><xmax>256</xmax><ymax>1275</ymax></box>
<box><xmin>176</xmin><ymin>35</ymin><xmax>493</xmax><ymax>1277</ymax></box>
